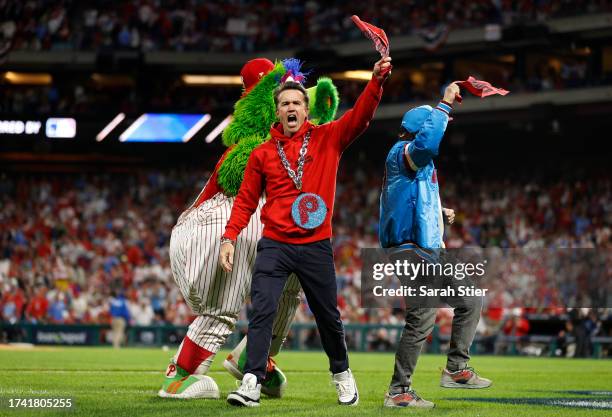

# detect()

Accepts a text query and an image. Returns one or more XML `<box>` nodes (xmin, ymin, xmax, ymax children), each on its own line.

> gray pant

<box><xmin>389</xmin><ymin>296</ymin><xmax>482</xmax><ymax>394</ymax></box>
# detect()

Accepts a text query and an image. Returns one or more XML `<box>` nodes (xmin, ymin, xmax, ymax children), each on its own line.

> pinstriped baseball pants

<box><xmin>169</xmin><ymin>193</ymin><xmax>301</xmax><ymax>354</ymax></box>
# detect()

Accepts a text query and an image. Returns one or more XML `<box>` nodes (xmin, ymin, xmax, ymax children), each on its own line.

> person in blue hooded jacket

<box><xmin>379</xmin><ymin>83</ymin><xmax>492</xmax><ymax>409</ymax></box>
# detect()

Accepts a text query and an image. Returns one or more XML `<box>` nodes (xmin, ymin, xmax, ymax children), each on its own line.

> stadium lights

<box><xmin>182</xmin><ymin>114</ymin><xmax>211</xmax><ymax>142</ymax></box>
<box><xmin>422</xmin><ymin>62</ymin><xmax>444</xmax><ymax>70</ymax></box>
<box><xmin>119</xmin><ymin>113</ymin><xmax>211</xmax><ymax>143</ymax></box>
<box><xmin>205</xmin><ymin>115</ymin><xmax>233</xmax><ymax>143</ymax></box>
<box><xmin>330</xmin><ymin>70</ymin><xmax>372</xmax><ymax>81</ymax></box>
<box><xmin>182</xmin><ymin>75</ymin><xmax>242</xmax><ymax>86</ymax></box>
<box><xmin>119</xmin><ymin>114</ymin><xmax>148</xmax><ymax>142</ymax></box>
<box><xmin>96</xmin><ymin>113</ymin><xmax>126</xmax><ymax>142</ymax></box>
<box><xmin>91</xmin><ymin>74</ymin><xmax>134</xmax><ymax>87</ymax></box>
<box><xmin>3</xmin><ymin>72</ymin><xmax>52</xmax><ymax>85</ymax></box>
<box><xmin>573</xmin><ymin>47</ymin><xmax>591</xmax><ymax>55</ymax></box>
<box><xmin>498</xmin><ymin>55</ymin><xmax>516</xmax><ymax>63</ymax></box>
<box><xmin>409</xmin><ymin>71</ymin><xmax>425</xmax><ymax>86</ymax></box>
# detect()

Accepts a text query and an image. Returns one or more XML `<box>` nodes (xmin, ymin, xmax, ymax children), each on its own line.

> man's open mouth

<box><xmin>287</xmin><ymin>114</ymin><xmax>297</xmax><ymax>124</ymax></box>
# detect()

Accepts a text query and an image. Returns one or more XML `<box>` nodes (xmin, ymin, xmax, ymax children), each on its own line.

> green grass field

<box><xmin>0</xmin><ymin>346</ymin><xmax>610</xmax><ymax>416</ymax></box>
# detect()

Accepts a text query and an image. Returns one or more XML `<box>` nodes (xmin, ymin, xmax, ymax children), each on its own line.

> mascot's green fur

<box><xmin>217</xmin><ymin>61</ymin><xmax>339</xmax><ymax>196</ymax></box>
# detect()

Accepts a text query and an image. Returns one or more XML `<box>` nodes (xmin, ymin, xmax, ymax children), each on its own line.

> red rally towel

<box><xmin>351</xmin><ymin>15</ymin><xmax>391</xmax><ymax>76</ymax></box>
<box><xmin>453</xmin><ymin>76</ymin><xmax>510</xmax><ymax>103</ymax></box>
<box><xmin>351</xmin><ymin>15</ymin><xmax>389</xmax><ymax>57</ymax></box>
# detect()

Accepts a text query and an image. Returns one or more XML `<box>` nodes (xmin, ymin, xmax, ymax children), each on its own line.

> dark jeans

<box><xmin>245</xmin><ymin>237</ymin><xmax>349</xmax><ymax>382</ymax></box>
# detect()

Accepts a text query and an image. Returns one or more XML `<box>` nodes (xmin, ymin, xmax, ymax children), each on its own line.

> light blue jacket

<box><xmin>379</xmin><ymin>102</ymin><xmax>450</xmax><ymax>249</ymax></box>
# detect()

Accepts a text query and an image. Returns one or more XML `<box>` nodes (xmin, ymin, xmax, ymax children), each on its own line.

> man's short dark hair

<box><xmin>274</xmin><ymin>81</ymin><xmax>309</xmax><ymax>109</ymax></box>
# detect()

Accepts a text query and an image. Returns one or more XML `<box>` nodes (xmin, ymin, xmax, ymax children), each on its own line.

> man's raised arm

<box><xmin>331</xmin><ymin>56</ymin><xmax>392</xmax><ymax>151</ymax></box>
<box><xmin>405</xmin><ymin>83</ymin><xmax>459</xmax><ymax>170</ymax></box>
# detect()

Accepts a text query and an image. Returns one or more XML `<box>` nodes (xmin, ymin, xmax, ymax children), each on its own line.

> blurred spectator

<box><xmin>571</xmin><ymin>308</ymin><xmax>602</xmax><ymax>357</ymax></box>
<box><xmin>1</xmin><ymin>284</ymin><xmax>25</xmax><ymax>324</ymax></box>
<box><xmin>369</xmin><ymin>328</ymin><xmax>393</xmax><ymax>351</ymax></box>
<box><xmin>25</xmin><ymin>287</ymin><xmax>49</xmax><ymax>323</ymax></box>
<box><xmin>48</xmin><ymin>292</ymin><xmax>68</xmax><ymax>323</ymax></box>
<box><xmin>495</xmin><ymin>308</ymin><xmax>531</xmax><ymax>354</ymax></box>
<box><xmin>109</xmin><ymin>291</ymin><xmax>130</xmax><ymax>348</ymax></box>
<box><xmin>129</xmin><ymin>299</ymin><xmax>155</xmax><ymax>326</ymax></box>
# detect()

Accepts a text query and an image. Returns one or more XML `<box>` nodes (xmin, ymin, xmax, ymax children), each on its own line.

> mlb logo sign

<box><xmin>46</xmin><ymin>118</ymin><xmax>77</xmax><ymax>138</ymax></box>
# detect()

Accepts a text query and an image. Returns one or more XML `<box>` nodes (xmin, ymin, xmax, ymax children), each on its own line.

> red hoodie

<box><xmin>223</xmin><ymin>76</ymin><xmax>384</xmax><ymax>244</ymax></box>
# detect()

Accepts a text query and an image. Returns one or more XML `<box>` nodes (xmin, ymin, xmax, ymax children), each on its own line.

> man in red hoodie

<box><xmin>220</xmin><ymin>56</ymin><xmax>392</xmax><ymax>407</ymax></box>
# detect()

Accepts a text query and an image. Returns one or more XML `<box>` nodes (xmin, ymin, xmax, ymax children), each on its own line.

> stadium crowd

<box><xmin>1</xmin><ymin>0</ymin><xmax>607</xmax><ymax>117</ymax></box>
<box><xmin>0</xmin><ymin>57</ymin><xmax>597</xmax><ymax>118</ymax></box>
<box><xmin>2</xmin><ymin>0</ymin><xmax>609</xmax><ymax>53</ymax></box>
<box><xmin>0</xmin><ymin>79</ymin><xmax>239</xmax><ymax>119</ymax></box>
<box><xmin>335</xmin><ymin>54</ymin><xmax>595</xmax><ymax>110</ymax></box>
<box><xmin>0</xmin><ymin>164</ymin><xmax>610</xmax><ymax>353</ymax></box>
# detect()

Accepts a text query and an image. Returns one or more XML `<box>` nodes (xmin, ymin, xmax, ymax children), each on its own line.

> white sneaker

<box><xmin>227</xmin><ymin>373</ymin><xmax>261</xmax><ymax>407</ymax></box>
<box><xmin>332</xmin><ymin>369</ymin><xmax>359</xmax><ymax>406</ymax></box>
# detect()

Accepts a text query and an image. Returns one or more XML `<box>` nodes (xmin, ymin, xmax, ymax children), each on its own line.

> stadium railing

<box><xmin>1</xmin><ymin>322</ymin><xmax>610</xmax><ymax>358</ymax></box>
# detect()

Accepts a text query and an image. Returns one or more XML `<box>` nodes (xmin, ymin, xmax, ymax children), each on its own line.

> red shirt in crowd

<box><xmin>26</xmin><ymin>294</ymin><xmax>49</xmax><ymax>321</ymax></box>
<box><xmin>503</xmin><ymin>316</ymin><xmax>530</xmax><ymax>337</ymax></box>
<box><xmin>223</xmin><ymin>76</ymin><xmax>383</xmax><ymax>244</ymax></box>
<box><xmin>1</xmin><ymin>290</ymin><xmax>25</xmax><ymax>319</ymax></box>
